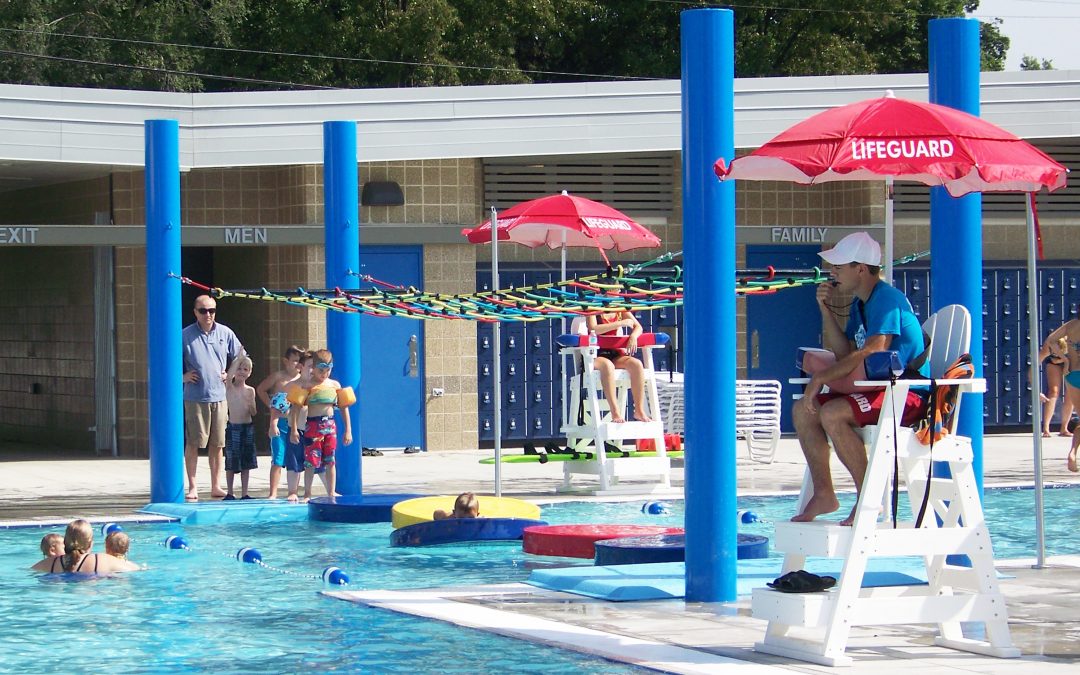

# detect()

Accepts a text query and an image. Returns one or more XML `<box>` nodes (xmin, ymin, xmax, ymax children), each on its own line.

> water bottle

<box><xmin>588</xmin><ymin>330</ymin><xmax>598</xmax><ymax>350</ymax></box>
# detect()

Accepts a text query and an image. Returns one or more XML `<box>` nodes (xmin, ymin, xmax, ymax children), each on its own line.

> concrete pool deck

<box><xmin>6</xmin><ymin>432</ymin><xmax>1080</xmax><ymax>673</ymax></box>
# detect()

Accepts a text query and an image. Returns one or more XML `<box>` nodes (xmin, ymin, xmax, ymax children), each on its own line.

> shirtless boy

<box><xmin>256</xmin><ymin>345</ymin><xmax>304</xmax><ymax>498</ymax></box>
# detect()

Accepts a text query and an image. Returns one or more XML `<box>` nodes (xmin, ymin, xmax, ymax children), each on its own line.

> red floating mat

<box><xmin>523</xmin><ymin>524</ymin><xmax>684</xmax><ymax>559</ymax></box>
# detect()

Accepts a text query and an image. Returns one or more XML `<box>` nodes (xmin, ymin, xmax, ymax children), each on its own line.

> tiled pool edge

<box><xmin>328</xmin><ymin>584</ymin><xmax>788</xmax><ymax>675</ymax></box>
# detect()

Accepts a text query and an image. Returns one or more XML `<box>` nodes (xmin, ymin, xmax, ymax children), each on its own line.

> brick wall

<box><xmin>0</xmin><ymin>248</ymin><xmax>96</xmax><ymax>449</ymax></box>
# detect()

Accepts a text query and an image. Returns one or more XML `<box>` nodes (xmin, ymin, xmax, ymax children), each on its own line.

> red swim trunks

<box><xmin>302</xmin><ymin>415</ymin><xmax>337</xmax><ymax>470</ymax></box>
<box><xmin>815</xmin><ymin>389</ymin><xmax>926</xmax><ymax>427</ymax></box>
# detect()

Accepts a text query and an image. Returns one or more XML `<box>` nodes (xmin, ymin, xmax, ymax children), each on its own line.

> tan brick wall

<box><xmin>0</xmin><ymin>248</ymin><xmax>97</xmax><ymax>450</ymax></box>
<box><xmin>422</xmin><ymin>244</ymin><xmax>479</xmax><ymax>452</ymax></box>
<box><xmin>0</xmin><ymin>176</ymin><xmax>110</xmax><ymax>225</ymax></box>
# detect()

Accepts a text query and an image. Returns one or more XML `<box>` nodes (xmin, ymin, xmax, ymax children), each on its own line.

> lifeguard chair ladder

<box><xmin>558</xmin><ymin>337</ymin><xmax>669</xmax><ymax>495</ymax></box>
<box><xmin>759</xmin><ymin>304</ymin><xmax>1019</xmax><ymax>666</ymax></box>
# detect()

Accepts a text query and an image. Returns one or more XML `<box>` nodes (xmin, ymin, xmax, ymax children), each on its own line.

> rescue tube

<box><xmin>390</xmin><ymin>517</ymin><xmax>547</xmax><ymax>547</ymax></box>
<box><xmin>522</xmin><ymin>524</ymin><xmax>684</xmax><ymax>559</ymax></box>
<box><xmin>391</xmin><ymin>495</ymin><xmax>541</xmax><ymax>529</ymax></box>
<box><xmin>554</xmin><ymin>332</ymin><xmax>670</xmax><ymax>350</ymax></box>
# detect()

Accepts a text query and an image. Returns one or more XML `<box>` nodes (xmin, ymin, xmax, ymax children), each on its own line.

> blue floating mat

<box><xmin>527</xmin><ymin>557</ymin><xmax>937</xmax><ymax>602</ymax></box>
<box><xmin>141</xmin><ymin>500</ymin><xmax>312</xmax><ymax>525</ymax></box>
<box><xmin>593</xmin><ymin>532</ymin><xmax>769</xmax><ymax>566</ymax></box>
<box><xmin>391</xmin><ymin>517</ymin><xmax>547</xmax><ymax>547</ymax></box>
<box><xmin>309</xmin><ymin>494</ymin><xmax>425</xmax><ymax>524</ymax></box>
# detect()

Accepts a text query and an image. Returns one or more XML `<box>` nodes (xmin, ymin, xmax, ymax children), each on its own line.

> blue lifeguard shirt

<box><xmin>845</xmin><ymin>281</ymin><xmax>930</xmax><ymax>378</ymax></box>
<box><xmin>182</xmin><ymin>322</ymin><xmax>242</xmax><ymax>403</ymax></box>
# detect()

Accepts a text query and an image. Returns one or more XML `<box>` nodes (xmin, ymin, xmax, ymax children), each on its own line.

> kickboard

<box><xmin>480</xmin><ymin>450</ymin><xmax>683</xmax><ymax>464</ymax></box>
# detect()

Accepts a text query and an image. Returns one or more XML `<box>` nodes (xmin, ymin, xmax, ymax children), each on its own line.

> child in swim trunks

<box><xmin>289</xmin><ymin>349</ymin><xmax>353</xmax><ymax>502</ymax></box>
<box><xmin>224</xmin><ymin>355</ymin><xmax>258</xmax><ymax>500</ymax></box>
<box><xmin>256</xmin><ymin>345</ymin><xmax>304</xmax><ymax>498</ymax></box>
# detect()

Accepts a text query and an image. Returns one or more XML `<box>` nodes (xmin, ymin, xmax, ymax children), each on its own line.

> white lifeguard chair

<box><xmin>760</xmin><ymin>304</ymin><xmax>1019</xmax><ymax>666</ymax></box>
<box><xmin>558</xmin><ymin>317</ymin><xmax>670</xmax><ymax>494</ymax></box>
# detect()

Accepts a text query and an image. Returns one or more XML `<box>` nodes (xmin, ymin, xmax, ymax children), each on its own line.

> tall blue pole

<box><xmin>145</xmin><ymin>120</ymin><xmax>184</xmax><ymax>504</ymax></box>
<box><xmin>324</xmin><ymin>121</ymin><xmax>362</xmax><ymax>496</ymax></box>
<box><xmin>681</xmin><ymin>8</ymin><xmax>737</xmax><ymax>602</ymax></box>
<box><xmin>929</xmin><ymin>18</ymin><xmax>984</xmax><ymax>495</ymax></box>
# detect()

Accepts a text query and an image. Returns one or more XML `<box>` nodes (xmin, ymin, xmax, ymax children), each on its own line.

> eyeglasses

<box><xmin>196</xmin><ymin>308</ymin><xmax>217</xmax><ymax>315</ymax></box>
<box><xmin>316</xmin><ymin>362</ymin><xmax>333</xmax><ymax>369</ymax></box>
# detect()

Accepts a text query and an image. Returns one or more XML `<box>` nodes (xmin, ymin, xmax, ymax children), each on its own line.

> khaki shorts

<box><xmin>184</xmin><ymin>400</ymin><xmax>228</xmax><ymax>449</ymax></box>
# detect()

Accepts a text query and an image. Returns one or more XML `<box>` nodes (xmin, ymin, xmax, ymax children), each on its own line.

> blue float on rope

<box><xmin>738</xmin><ymin>510</ymin><xmax>761</xmax><ymax>524</ymax></box>
<box><xmin>236</xmin><ymin>547</ymin><xmax>263</xmax><ymax>564</ymax></box>
<box><xmin>641</xmin><ymin>501</ymin><xmax>671</xmax><ymax>515</ymax></box>
<box><xmin>322</xmin><ymin>566</ymin><xmax>350</xmax><ymax>586</ymax></box>
<box><xmin>164</xmin><ymin>535</ymin><xmax>189</xmax><ymax>550</ymax></box>
<box><xmin>102</xmin><ymin>523</ymin><xmax>123</xmax><ymax>537</ymax></box>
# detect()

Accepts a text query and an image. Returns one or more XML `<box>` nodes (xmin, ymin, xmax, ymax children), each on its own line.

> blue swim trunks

<box><xmin>270</xmin><ymin>417</ymin><xmax>307</xmax><ymax>471</ymax></box>
<box><xmin>1066</xmin><ymin>371</ymin><xmax>1080</xmax><ymax>390</ymax></box>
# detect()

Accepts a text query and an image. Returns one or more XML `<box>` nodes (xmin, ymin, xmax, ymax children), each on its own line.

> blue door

<box><xmin>746</xmin><ymin>245</ymin><xmax>822</xmax><ymax>433</ymax></box>
<box><xmin>358</xmin><ymin>245</ymin><xmax>424</xmax><ymax>449</ymax></box>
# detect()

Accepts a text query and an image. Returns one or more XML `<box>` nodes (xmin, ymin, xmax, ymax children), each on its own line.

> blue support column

<box><xmin>324</xmin><ymin>121</ymin><xmax>362</xmax><ymax>496</ymax></box>
<box><xmin>145</xmin><ymin>119</ymin><xmax>184</xmax><ymax>504</ymax></box>
<box><xmin>929</xmin><ymin>18</ymin><xmax>984</xmax><ymax>495</ymax></box>
<box><xmin>681</xmin><ymin>8</ymin><xmax>737</xmax><ymax>602</ymax></box>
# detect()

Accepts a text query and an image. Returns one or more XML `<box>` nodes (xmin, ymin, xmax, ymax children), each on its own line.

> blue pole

<box><xmin>324</xmin><ymin>121</ymin><xmax>362</xmax><ymax>496</ymax></box>
<box><xmin>145</xmin><ymin>119</ymin><xmax>184</xmax><ymax>504</ymax></box>
<box><xmin>681</xmin><ymin>8</ymin><xmax>737</xmax><ymax>602</ymax></box>
<box><xmin>929</xmin><ymin>18</ymin><xmax>984</xmax><ymax>496</ymax></box>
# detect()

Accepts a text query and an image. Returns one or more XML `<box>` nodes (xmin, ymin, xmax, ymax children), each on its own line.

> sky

<box><xmin>968</xmin><ymin>0</ymin><xmax>1080</xmax><ymax>71</ymax></box>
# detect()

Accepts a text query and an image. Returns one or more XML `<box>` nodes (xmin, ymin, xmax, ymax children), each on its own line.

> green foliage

<box><xmin>1020</xmin><ymin>55</ymin><xmax>1054</xmax><ymax>71</ymax></box>
<box><xmin>0</xmin><ymin>0</ymin><xmax>1012</xmax><ymax>92</ymax></box>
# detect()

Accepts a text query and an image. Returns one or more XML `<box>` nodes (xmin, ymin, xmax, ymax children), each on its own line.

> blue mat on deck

<box><xmin>526</xmin><ymin>557</ymin><xmax>932</xmax><ymax>602</ymax></box>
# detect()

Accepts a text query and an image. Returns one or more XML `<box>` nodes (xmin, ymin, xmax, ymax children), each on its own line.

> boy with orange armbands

<box><xmin>288</xmin><ymin>348</ymin><xmax>353</xmax><ymax>502</ymax></box>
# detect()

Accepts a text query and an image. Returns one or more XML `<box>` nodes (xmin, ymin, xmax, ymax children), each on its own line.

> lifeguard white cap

<box><xmin>818</xmin><ymin>232</ymin><xmax>881</xmax><ymax>266</ymax></box>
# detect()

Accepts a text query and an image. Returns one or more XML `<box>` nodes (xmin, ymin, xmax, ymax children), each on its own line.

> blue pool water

<box><xmin>3</xmin><ymin>486</ymin><xmax>1076</xmax><ymax>672</ymax></box>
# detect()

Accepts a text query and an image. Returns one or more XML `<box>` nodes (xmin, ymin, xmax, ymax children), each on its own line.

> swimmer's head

<box><xmin>63</xmin><ymin>520</ymin><xmax>93</xmax><ymax>558</ymax></box>
<box><xmin>452</xmin><ymin>492</ymin><xmax>480</xmax><ymax>518</ymax></box>
<box><xmin>282</xmin><ymin>345</ymin><xmax>304</xmax><ymax>373</ymax></box>
<box><xmin>40</xmin><ymin>533</ymin><xmax>64</xmax><ymax>557</ymax></box>
<box><xmin>105</xmin><ymin>531</ymin><xmax>130</xmax><ymax>559</ymax></box>
<box><xmin>232</xmin><ymin>355</ymin><xmax>253</xmax><ymax>383</ymax></box>
<box><xmin>312</xmin><ymin>349</ymin><xmax>334</xmax><ymax>383</ymax></box>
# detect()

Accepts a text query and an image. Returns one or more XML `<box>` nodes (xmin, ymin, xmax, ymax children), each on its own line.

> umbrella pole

<box><xmin>885</xmin><ymin>176</ymin><xmax>894</xmax><ymax>284</ymax></box>
<box><xmin>560</xmin><ymin>233</ymin><xmax>568</xmax><ymax>433</ymax></box>
<box><xmin>1026</xmin><ymin>196</ymin><xmax>1046</xmax><ymax>568</ymax></box>
<box><xmin>491</xmin><ymin>206</ymin><xmax>503</xmax><ymax>497</ymax></box>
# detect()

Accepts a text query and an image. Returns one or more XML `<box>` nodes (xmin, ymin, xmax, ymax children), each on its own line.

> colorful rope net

<box><xmin>172</xmin><ymin>249</ymin><xmax>925</xmax><ymax>323</ymax></box>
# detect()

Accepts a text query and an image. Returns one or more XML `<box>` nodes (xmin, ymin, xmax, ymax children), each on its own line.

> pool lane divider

<box><xmin>162</xmin><ymin>535</ymin><xmax>350</xmax><ymax>586</ymax></box>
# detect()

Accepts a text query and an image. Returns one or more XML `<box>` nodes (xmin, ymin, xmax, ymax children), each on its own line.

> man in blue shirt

<box><xmin>793</xmin><ymin>232</ymin><xmax>929</xmax><ymax>525</ymax></box>
<box><xmin>182</xmin><ymin>295</ymin><xmax>244</xmax><ymax>501</ymax></box>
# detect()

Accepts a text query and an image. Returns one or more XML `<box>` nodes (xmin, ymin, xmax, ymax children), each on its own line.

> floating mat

<box><xmin>390</xmin><ymin>517</ymin><xmax>546</xmax><ymax>547</ymax></box>
<box><xmin>526</xmin><ymin>557</ymin><xmax>938</xmax><ymax>602</ymax></box>
<box><xmin>480</xmin><ymin>451</ymin><xmax>684</xmax><ymax>464</ymax></box>
<box><xmin>141</xmin><ymin>501</ymin><xmax>311</xmax><ymax>525</ymax></box>
<box><xmin>391</xmin><ymin>495</ymin><xmax>541</xmax><ymax>529</ymax></box>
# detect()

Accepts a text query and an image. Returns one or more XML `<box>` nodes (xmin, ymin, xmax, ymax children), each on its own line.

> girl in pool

<box><xmin>31</xmin><ymin>520</ymin><xmax>137</xmax><ymax>574</ymax></box>
<box><xmin>1041</xmin><ymin>309</ymin><xmax>1080</xmax><ymax>471</ymax></box>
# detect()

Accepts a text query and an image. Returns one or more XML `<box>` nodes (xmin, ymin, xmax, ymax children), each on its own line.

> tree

<box><xmin>0</xmin><ymin>0</ymin><xmax>1012</xmax><ymax>92</ymax></box>
<box><xmin>1020</xmin><ymin>55</ymin><xmax>1054</xmax><ymax>71</ymax></box>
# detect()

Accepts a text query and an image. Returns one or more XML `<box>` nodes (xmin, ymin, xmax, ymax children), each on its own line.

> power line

<box><xmin>0</xmin><ymin>26</ymin><xmax>660</xmax><ymax>83</ymax></box>
<box><xmin>0</xmin><ymin>48</ymin><xmax>333</xmax><ymax>90</ymax></box>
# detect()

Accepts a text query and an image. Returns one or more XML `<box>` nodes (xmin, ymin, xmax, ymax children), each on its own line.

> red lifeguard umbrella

<box><xmin>462</xmin><ymin>191</ymin><xmax>661</xmax><ymax>266</ymax></box>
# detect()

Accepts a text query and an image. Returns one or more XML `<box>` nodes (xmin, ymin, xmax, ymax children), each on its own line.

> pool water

<box><xmin>3</xmin><ymin>486</ymin><xmax>1075</xmax><ymax>673</ymax></box>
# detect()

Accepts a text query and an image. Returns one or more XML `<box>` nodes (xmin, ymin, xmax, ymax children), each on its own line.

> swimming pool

<box><xmin>4</xmin><ymin>485</ymin><xmax>1076</xmax><ymax>673</ymax></box>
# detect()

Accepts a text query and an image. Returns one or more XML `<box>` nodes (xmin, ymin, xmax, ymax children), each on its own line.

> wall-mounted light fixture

<box><xmin>361</xmin><ymin>180</ymin><xmax>405</xmax><ymax>206</ymax></box>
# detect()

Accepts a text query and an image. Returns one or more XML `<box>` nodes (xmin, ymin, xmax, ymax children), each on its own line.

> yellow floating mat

<box><xmin>391</xmin><ymin>495</ymin><xmax>541</xmax><ymax>530</ymax></box>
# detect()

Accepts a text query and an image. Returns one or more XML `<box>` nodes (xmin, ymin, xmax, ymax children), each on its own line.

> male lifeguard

<box><xmin>792</xmin><ymin>233</ymin><xmax>928</xmax><ymax>525</ymax></box>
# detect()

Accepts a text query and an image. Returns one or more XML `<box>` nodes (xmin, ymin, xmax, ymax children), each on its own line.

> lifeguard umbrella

<box><xmin>714</xmin><ymin>91</ymin><xmax>1068</xmax><ymax>564</ymax></box>
<box><xmin>462</xmin><ymin>191</ymin><xmax>662</xmax><ymax>495</ymax></box>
